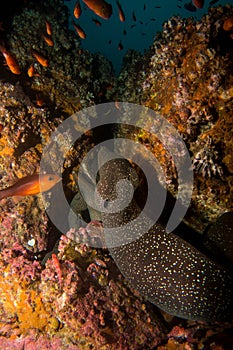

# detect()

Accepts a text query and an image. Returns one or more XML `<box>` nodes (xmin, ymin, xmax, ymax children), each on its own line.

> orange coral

<box><xmin>0</xmin><ymin>135</ymin><xmax>14</xmax><ymax>157</ymax></box>
<box><xmin>0</xmin><ymin>267</ymin><xmax>53</xmax><ymax>332</ymax></box>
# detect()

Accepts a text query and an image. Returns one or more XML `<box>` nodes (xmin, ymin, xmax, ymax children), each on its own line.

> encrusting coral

<box><xmin>112</xmin><ymin>4</ymin><xmax>233</xmax><ymax>233</ymax></box>
<box><xmin>0</xmin><ymin>1</ymin><xmax>233</xmax><ymax>349</ymax></box>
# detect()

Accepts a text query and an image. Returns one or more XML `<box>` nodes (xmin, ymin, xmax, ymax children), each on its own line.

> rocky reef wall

<box><xmin>0</xmin><ymin>1</ymin><xmax>232</xmax><ymax>349</ymax></box>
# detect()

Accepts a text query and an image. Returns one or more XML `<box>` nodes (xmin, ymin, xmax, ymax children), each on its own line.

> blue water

<box><xmin>65</xmin><ymin>0</ymin><xmax>231</xmax><ymax>74</ymax></box>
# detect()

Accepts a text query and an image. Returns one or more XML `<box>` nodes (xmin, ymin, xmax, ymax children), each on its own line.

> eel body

<box><xmin>95</xmin><ymin>151</ymin><xmax>233</xmax><ymax>321</ymax></box>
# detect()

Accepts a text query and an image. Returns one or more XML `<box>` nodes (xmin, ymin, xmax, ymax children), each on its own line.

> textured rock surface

<box><xmin>0</xmin><ymin>1</ymin><xmax>232</xmax><ymax>349</ymax></box>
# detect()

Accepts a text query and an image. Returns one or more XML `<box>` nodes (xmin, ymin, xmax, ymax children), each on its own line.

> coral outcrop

<box><xmin>0</xmin><ymin>0</ymin><xmax>232</xmax><ymax>349</ymax></box>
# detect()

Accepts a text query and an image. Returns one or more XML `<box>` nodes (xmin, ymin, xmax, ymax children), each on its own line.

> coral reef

<box><xmin>0</xmin><ymin>0</ymin><xmax>232</xmax><ymax>349</ymax></box>
<box><xmin>113</xmin><ymin>4</ymin><xmax>233</xmax><ymax>233</ymax></box>
<box><xmin>0</xmin><ymin>231</ymin><xmax>165</xmax><ymax>349</ymax></box>
<box><xmin>40</xmin><ymin>235</ymin><xmax>164</xmax><ymax>349</ymax></box>
<box><xmin>0</xmin><ymin>60</ymin><xmax>162</xmax><ymax>350</ymax></box>
<box><xmin>0</xmin><ymin>81</ymin><xmax>61</xmax><ymax>254</ymax></box>
<box><xmin>0</xmin><ymin>0</ymin><xmax>114</xmax><ymax>115</ymax></box>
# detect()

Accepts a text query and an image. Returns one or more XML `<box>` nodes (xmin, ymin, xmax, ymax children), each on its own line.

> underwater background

<box><xmin>65</xmin><ymin>0</ymin><xmax>231</xmax><ymax>73</ymax></box>
<box><xmin>0</xmin><ymin>0</ymin><xmax>233</xmax><ymax>349</ymax></box>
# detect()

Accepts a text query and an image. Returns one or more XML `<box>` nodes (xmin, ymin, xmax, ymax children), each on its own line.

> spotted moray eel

<box><xmin>95</xmin><ymin>150</ymin><xmax>233</xmax><ymax>322</ymax></box>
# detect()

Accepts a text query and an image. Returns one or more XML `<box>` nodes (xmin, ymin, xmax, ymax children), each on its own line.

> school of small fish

<box><xmin>0</xmin><ymin>17</ymin><xmax>53</xmax><ymax>81</ymax></box>
<box><xmin>0</xmin><ymin>0</ymin><xmax>228</xmax><ymax>78</ymax></box>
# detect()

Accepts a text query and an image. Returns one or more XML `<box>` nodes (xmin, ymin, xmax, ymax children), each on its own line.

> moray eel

<box><xmin>95</xmin><ymin>149</ymin><xmax>233</xmax><ymax>322</ymax></box>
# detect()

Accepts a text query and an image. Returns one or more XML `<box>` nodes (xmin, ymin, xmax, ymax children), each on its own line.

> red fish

<box><xmin>116</xmin><ymin>1</ymin><xmax>125</xmax><ymax>22</ymax></box>
<box><xmin>72</xmin><ymin>21</ymin><xmax>86</xmax><ymax>39</ymax></box>
<box><xmin>35</xmin><ymin>93</ymin><xmax>45</xmax><ymax>107</ymax></box>
<box><xmin>0</xmin><ymin>174</ymin><xmax>61</xmax><ymax>201</ymax></box>
<box><xmin>92</xmin><ymin>18</ymin><xmax>102</xmax><ymax>26</ymax></box>
<box><xmin>82</xmin><ymin>0</ymin><xmax>112</xmax><ymax>19</ymax></box>
<box><xmin>27</xmin><ymin>64</ymin><xmax>39</xmax><ymax>77</ymax></box>
<box><xmin>0</xmin><ymin>46</ymin><xmax>21</xmax><ymax>75</ymax></box>
<box><xmin>45</xmin><ymin>19</ymin><xmax>52</xmax><ymax>36</ymax></box>
<box><xmin>74</xmin><ymin>0</ymin><xmax>82</xmax><ymax>19</ymax></box>
<box><xmin>115</xmin><ymin>101</ymin><xmax>121</xmax><ymax>110</ymax></box>
<box><xmin>192</xmin><ymin>0</ymin><xmax>204</xmax><ymax>8</ymax></box>
<box><xmin>42</xmin><ymin>33</ymin><xmax>54</xmax><ymax>46</ymax></box>
<box><xmin>31</xmin><ymin>49</ymin><xmax>49</xmax><ymax>67</ymax></box>
<box><xmin>223</xmin><ymin>16</ymin><xmax>233</xmax><ymax>31</ymax></box>
<box><xmin>118</xmin><ymin>40</ymin><xmax>123</xmax><ymax>51</ymax></box>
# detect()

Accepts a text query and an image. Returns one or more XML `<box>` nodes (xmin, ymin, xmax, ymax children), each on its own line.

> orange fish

<box><xmin>118</xmin><ymin>40</ymin><xmax>123</xmax><ymax>50</ymax></box>
<box><xmin>82</xmin><ymin>0</ymin><xmax>112</xmax><ymax>19</ymax></box>
<box><xmin>0</xmin><ymin>46</ymin><xmax>21</xmax><ymax>75</ymax></box>
<box><xmin>115</xmin><ymin>101</ymin><xmax>121</xmax><ymax>110</ymax></box>
<box><xmin>42</xmin><ymin>33</ymin><xmax>54</xmax><ymax>46</ymax></box>
<box><xmin>192</xmin><ymin>0</ymin><xmax>204</xmax><ymax>8</ymax></box>
<box><xmin>223</xmin><ymin>16</ymin><xmax>233</xmax><ymax>31</ymax></box>
<box><xmin>92</xmin><ymin>18</ymin><xmax>102</xmax><ymax>26</ymax></box>
<box><xmin>116</xmin><ymin>1</ymin><xmax>125</xmax><ymax>22</ymax></box>
<box><xmin>35</xmin><ymin>93</ymin><xmax>45</xmax><ymax>107</ymax></box>
<box><xmin>0</xmin><ymin>173</ymin><xmax>61</xmax><ymax>201</ymax></box>
<box><xmin>45</xmin><ymin>19</ymin><xmax>52</xmax><ymax>36</ymax></box>
<box><xmin>74</xmin><ymin>0</ymin><xmax>82</xmax><ymax>18</ymax></box>
<box><xmin>31</xmin><ymin>49</ymin><xmax>49</xmax><ymax>67</ymax></box>
<box><xmin>72</xmin><ymin>21</ymin><xmax>86</xmax><ymax>39</ymax></box>
<box><xmin>27</xmin><ymin>64</ymin><xmax>39</xmax><ymax>77</ymax></box>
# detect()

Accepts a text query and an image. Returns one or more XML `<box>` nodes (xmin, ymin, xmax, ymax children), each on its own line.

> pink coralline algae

<box><xmin>39</xmin><ymin>235</ymin><xmax>164</xmax><ymax>349</ymax></box>
<box><xmin>0</xmin><ymin>336</ymin><xmax>77</xmax><ymax>350</ymax></box>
